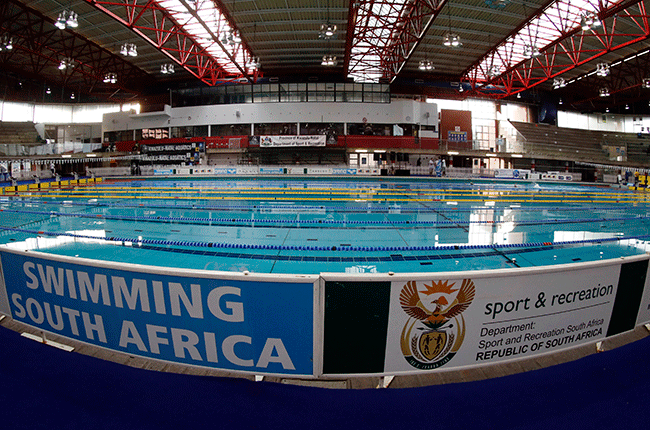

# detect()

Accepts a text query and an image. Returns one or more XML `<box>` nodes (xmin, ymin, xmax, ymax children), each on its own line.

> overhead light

<box><xmin>231</xmin><ymin>29</ymin><xmax>241</xmax><ymax>44</ymax></box>
<box><xmin>580</xmin><ymin>12</ymin><xmax>600</xmax><ymax>31</ymax></box>
<box><xmin>322</xmin><ymin>54</ymin><xmax>337</xmax><ymax>66</ymax></box>
<box><xmin>485</xmin><ymin>153</ymin><xmax>497</xmax><ymax>157</ymax></box>
<box><xmin>523</xmin><ymin>44</ymin><xmax>540</xmax><ymax>59</ymax></box>
<box><xmin>599</xmin><ymin>87</ymin><xmax>610</xmax><ymax>97</ymax></box>
<box><xmin>58</xmin><ymin>57</ymin><xmax>74</xmax><ymax>70</ymax></box>
<box><xmin>103</xmin><ymin>72</ymin><xmax>117</xmax><ymax>84</ymax></box>
<box><xmin>70</xmin><ymin>92</ymin><xmax>75</xmax><ymax>100</ymax></box>
<box><xmin>55</xmin><ymin>10</ymin><xmax>78</xmax><ymax>30</ymax></box>
<box><xmin>643</xmin><ymin>78</ymin><xmax>650</xmax><ymax>88</ymax></box>
<box><xmin>121</xmin><ymin>43</ymin><xmax>137</xmax><ymax>57</ymax></box>
<box><xmin>221</xmin><ymin>29</ymin><xmax>240</xmax><ymax>46</ymax></box>
<box><xmin>447</xmin><ymin>151</ymin><xmax>459</xmax><ymax>155</ymax></box>
<box><xmin>319</xmin><ymin>23</ymin><xmax>337</xmax><ymax>39</ymax></box>
<box><xmin>443</xmin><ymin>32</ymin><xmax>461</xmax><ymax>47</ymax></box>
<box><xmin>596</xmin><ymin>62</ymin><xmax>610</xmax><ymax>77</ymax></box>
<box><xmin>45</xmin><ymin>87</ymin><xmax>51</xmax><ymax>94</ymax></box>
<box><xmin>0</xmin><ymin>34</ymin><xmax>13</xmax><ymax>51</ymax></box>
<box><xmin>625</xmin><ymin>104</ymin><xmax>630</xmax><ymax>110</ymax></box>
<box><xmin>553</xmin><ymin>77</ymin><xmax>566</xmax><ymax>89</ymax></box>
<box><xmin>248</xmin><ymin>56</ymin><xmax>260</xmax><ymax>71</ymax></box>
<box><xmin>66</xmin><ymin>11</ymin><xmax>78</xmax><ymax>28</ymax></box>
<box><xmin>517</xmin><ymin>92</ymin><xmax>521</xmax><ymax>98</ymax></box>
<box><xmin>160</xmin><ymin>63</ymin><xmax>175</xmax><ymax>74</ymax></box>
<box><xmin>511</xmin><ymin>154</ymin><xmax>523</xmax><ymax>158</ymax></box>
<box><xmin>605</xmin><ymin>107</ymin><xmax>610</xmax><ymax>112</ymax></box>
<box><xmin>55</xmin><ymin>12</ymin><xmax>67</xmax><ymax>29</ymax></box>
<box><xmin>484</xmin><ymin>0</ymin><xmax>511</xmax><ymax>9</ymax></box>
<box><xmin>488</xmin><ymin>65</ymin><xmax>501</xmax><ymax>78</ymax></box>
<box><xmin>418</xmin><ymin>59</ymin><xmax>434</xmax><ymax>71</ymax></box>
<box><xmin>559</xmin><ymin>98</ymin><xmax>563</xmax><ymax>105</ymax></box>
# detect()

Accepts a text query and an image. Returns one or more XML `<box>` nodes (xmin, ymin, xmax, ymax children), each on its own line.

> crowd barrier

<box><xmin>0</xmin><ymin>247</ymin><xmax>648</xmax><ymax>380</ymax></box>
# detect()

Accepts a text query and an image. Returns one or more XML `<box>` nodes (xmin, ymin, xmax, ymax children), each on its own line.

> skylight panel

<box><xmin>156</xmin><ymin>0</ymin><xmax>249</xmax><ymax>76</ymax></box>
<box><xmin>468</xmin><ymin>0</ymin><xmax>622</xmax><ymax>83</ymax></box>
<box><xmin>348</xmin><ymin>0</ymin><xmax>411</xmax><ymax>82</ymax></box>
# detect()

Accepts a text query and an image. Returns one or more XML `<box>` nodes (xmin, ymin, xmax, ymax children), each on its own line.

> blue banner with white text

<box><xmin>0</xmin><ymin>250</ymin><xmax>315</xmax><ymax>376</ymax></box>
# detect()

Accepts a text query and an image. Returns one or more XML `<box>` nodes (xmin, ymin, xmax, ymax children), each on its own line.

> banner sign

<box><xmin>256</xmin><ymin>135</ymin><xmax>326</xmax><ymax>147</ymax></box>
<box><xmin>140</xmin><ymin>142</ymin><xmax>204</xmax><ymax>165</ymax></box>
<box><xmin>332</xmin><ymin>168</ymin><xmax>357</xmax><ymax>175</ymax></box>
<box><xmin>213</xmin><ymin>168</ymin><xmax>238</xmax><ymax>175</ymax></box>
<box><xmin>322</xmin><ymin>256</ymin><xmax>649</xmax><ymax>375</ymax></box>
<box><xmin>259</xmin><ymin>167</ymin><xmax>284</xmax><ymax>175</ymax></box>
<box><xmin>0</xmin><ymin>250</ymin><xmax>315</xmax><ymax>376</ymax></box>
<box><xmin>447</xmin><ymin>131</ymin><xmax>467</xmax><ymax>142</ymax></box>
<box><xmin>153</xmin><ymin>169</ymin><xmax>174</xmax><ymax>176</ymax></box>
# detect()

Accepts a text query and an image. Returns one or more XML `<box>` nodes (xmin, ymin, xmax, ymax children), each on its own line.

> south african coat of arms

<box><xmin>399</xmin><ymin>279</ymin><xmax>475</xmax><ymax>369</ymax></box>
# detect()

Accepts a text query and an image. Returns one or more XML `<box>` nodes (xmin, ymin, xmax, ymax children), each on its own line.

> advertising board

<box><xmin>0</xmin><ymin>250</ymin><xmax>316</xmax><ymax>376</ymax></box>
<box><xmin>321</xmin><ymin>255</ymin><xmax>649</xmax><ymax>376</ymax></box>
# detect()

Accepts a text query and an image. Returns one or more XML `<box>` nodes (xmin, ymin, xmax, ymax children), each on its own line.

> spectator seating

<box><xmin>509</xmin><ymin>121</ymin><xmax>610</xmax><ymax>163</ymax></box>
<box><xmin>0</xmin><ymin>122</ymin><xmax>41</xmax><ymax>155</ymax></box>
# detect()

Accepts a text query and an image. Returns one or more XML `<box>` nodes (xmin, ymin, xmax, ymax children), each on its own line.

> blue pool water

<box><xmin>1</xmin><ymin>177</ymin><xmax>649</xmax><ymax>274</ymax></box>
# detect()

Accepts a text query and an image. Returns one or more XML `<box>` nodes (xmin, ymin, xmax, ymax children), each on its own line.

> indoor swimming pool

<box><xmin>1</xmin><ymin>177</ymin><xmax>649</xmax><ymax>275</ymax></box>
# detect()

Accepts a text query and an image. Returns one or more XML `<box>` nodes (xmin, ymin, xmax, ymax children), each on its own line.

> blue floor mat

<box><xmin>0</xmin><ymin>325</ymin><xmax>648</xmax><ymax>430</ymax></box>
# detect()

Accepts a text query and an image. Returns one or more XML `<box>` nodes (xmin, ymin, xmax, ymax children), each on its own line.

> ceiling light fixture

<box><xmin>248</xmin><ymin>56</ymin><xmax>260</xmax><ymax>71</ymax></box>
<box><xmin>247</xmin><ymin>23</ymin><xmax>260</xmax><ymax>72</ymax></box>
<box><xmin>319</xmin><ymin>23</ymin><xmax>337</xmax><ymax>39</ymax></box>
<box><xmin>643</xmin><ymin>78</ymin><xmax>650</xmax><ymax>88</ymax></box>
<box><xmin>120</xmin><ymin>43</ymin><xmax>137</xmax><ymax>57</ymax></box>
<box><xmin>103</xmin><ymin>72</ymin><xmax>117</xmax><ymax>84</ymax></box>
<box><xmin>58</xmin><ymin>57</ymin><xmax>74</xmax><ymax>70</ymax></box>
<box><xmin>321</xmin><ymin>54</ymin><xmax>337</xmax><ymax>66</ymax></box>
<box><xmin>553</xmin><ymin>77</ymin><xmax>566</xmax><ymax>89</ymax></box>
<box><xmin>488</xmin><ymin>65</ymin><xmax>501</xmax><ymax>78</ymax></box>
<box><xmin>596</xmin><ymin>62</ymin><xmax>610</xmax><ymax>77</ymax></box>
<box><xmin>599</xmin><ymin>87</ymin><xmax>610</xmax><ymax>97</ymax></box>
<box><xmin>418</xmin><ymin>59</ymin><xmax>434</xmax><ymax>71</ymax></box>
<box><xmin>55</xmin><ymin>10</ymin><xmax>78</xmax><ymax>30</ymax></box>
<box><xmin>160</xmin><ymin>63</ymin><xmax>175</xmax><ymax>74</ymax></box>
<box><xmin>580</xmin><ymin>12</ymin><xmax>601</xmax><ymax>31</ymax></box>
<box><xmin>443</xmin><ymin>32</ymin><xmax>461</xmax><ymax>48</ymax></box>
<box><xmin>319</xmin><ymin>0</ymin><xmax>337</xmax><ymax>40</ymax></box>
<box><xmin>220</xmin><ymin>29</ymin><xmax>241</xmax><ymax>47</ymax></box>
<box><xmin>231</xmin><ymin>29</ymin><xmax>241</xmax><ymax>44</ymax></box>
<box><xmin>523</xmin><ymin>43</ymin><xmax>540</xmax><ymax>59</ymax></box>
<box><xmin>0</xmin><ymin>34</ymin><xmax>13</xmax><ymax>51</ymax></box>
<box><xmin>484</xmin><ymin>0</ymin><xmax>511</xmax><ymax>9</ymax></box>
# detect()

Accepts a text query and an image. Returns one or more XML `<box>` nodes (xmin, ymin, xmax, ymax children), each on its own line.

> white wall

<box><xmin>102</xmin><ymin>100</ymin><xmax>439</xmax><ymax>134</ymax></box>
<box><xmin>558</xmin><ymin>111</ymin><xmax>627</xmax><ymax>132</ymax></box>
